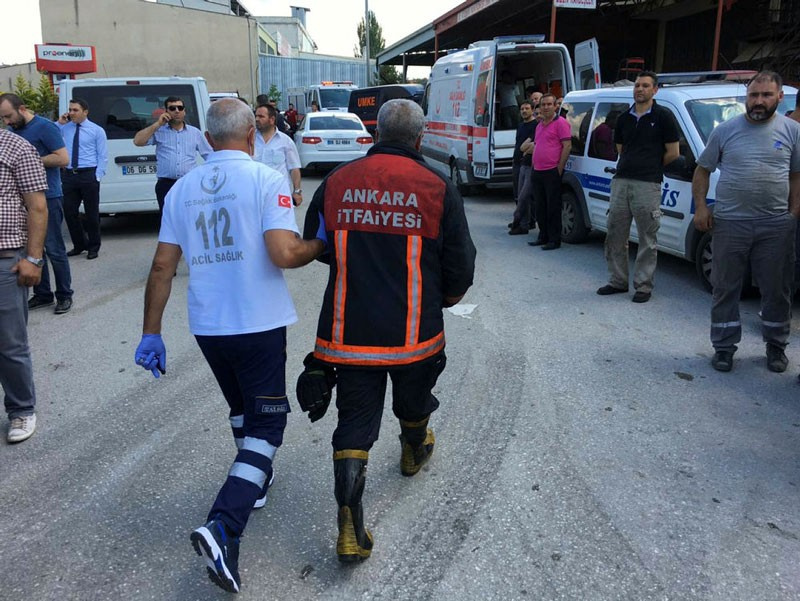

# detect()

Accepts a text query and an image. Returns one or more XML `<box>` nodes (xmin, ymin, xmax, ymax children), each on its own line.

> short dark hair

<box><xmin>255</xmin><ymin>94</ymin><xmax>269</xmax><ymax>106</ymax></box>
<box><xmin>164</xmin><ymin>96</ymin><xmax>183</xmax><ymax>108</ymax></box>
<box><xmin>69</xmin><ymin>98</ymin><xmax>89</xmax><ymax>110</ymax></box>
<box><xmin>519</xmin><ymin>101</ymin><xmax>532</xmax><ymax>110</ymax></box>
<box><xmin>256</xmin><ymin>103</ymin><xmax>277</xmax><ymax>119</ymax></box>
<box><xmin>0</xmin><ymin>93</ymin><xmax>24</xmax><ymax>110</ymax></box>
<box><xmin>541</xmin><ymin>93</ymin><xmax>556</xmax><ymax>104</ymax></box>
<box><xmin>749</xmin><ymin>70</ymin><xmax>782</xmax><ymax>89</ymax></box>
<box><xmin>636</xmin><ymin>71</ymin><xmax>658</xmax><ymax>86</ymax></box>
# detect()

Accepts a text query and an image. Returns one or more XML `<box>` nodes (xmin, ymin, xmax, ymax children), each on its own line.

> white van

<box><xmin>420</xmin><ymin>35</ymin><xmax>600</xmax><ymax>193</ymax></box>
<box><xmin>287</xmin><ymin>82</ymin><xmax>358</xmax><ymax>117</ymax></box>
<box><xmin>560</xmin><ymin>81</ymin><xmax>798</xmax><ymax>289</ymax></box>
<box><xmin>58</xmin><ymin>76</ymin><xmax>211</xmax><ymax>214</ymax></box>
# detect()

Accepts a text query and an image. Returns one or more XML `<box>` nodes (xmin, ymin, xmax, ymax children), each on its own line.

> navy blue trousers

<box><xmin>195</xmin><ymin>327</ymin><xmax>290</xmax><ymax>535</ymax></box>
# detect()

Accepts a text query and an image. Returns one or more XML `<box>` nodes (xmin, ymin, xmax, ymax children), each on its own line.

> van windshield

<box><xmin>686</xmin><ymin>93</ymin><xmax>797</xmax><ymax>144</ymax></box>
<box><xmin>318</xmin><ymin>89</ymin><xmax>352</xmax><ymax>109</ymax></box>
<box><xmin>73</xmin><ymin>84</ymin><xmax>201</xmax><ymax>140</ymax></box>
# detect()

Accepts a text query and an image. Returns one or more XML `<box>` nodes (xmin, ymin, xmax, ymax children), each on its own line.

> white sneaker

<box><xmin>8</xmin><ymin>414</ymin><xmax>36</xmax><ymax>443</ymax></box>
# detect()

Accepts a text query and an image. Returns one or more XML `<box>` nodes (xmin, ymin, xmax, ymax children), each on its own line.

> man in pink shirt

<box><xmin>528</xmin><ymin>94</ymin><xmax>571</xmax><ymax>250</ymax></box>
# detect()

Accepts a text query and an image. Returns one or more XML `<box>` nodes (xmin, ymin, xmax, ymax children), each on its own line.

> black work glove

<box><xmin>296</xmin><ymin>352</ymin><xmax>337</xmax><ymax>423</ymax></box>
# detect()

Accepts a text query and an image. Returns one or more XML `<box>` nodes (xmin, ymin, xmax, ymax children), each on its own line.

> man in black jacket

<box><xmin>301</xmin><ymin>99</ymin><xmax>476</xmax><ymax>563</ymax></box>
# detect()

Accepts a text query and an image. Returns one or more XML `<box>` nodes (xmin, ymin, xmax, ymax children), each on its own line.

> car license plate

<box><xmin>122</xmin><ymin>164</ymin><xmax>157</xmax><ymax>175</ymax></box>
<box><xmin>326</xmin><ymin>139</ymin><xmax>352</xmax><ymax>146</ymax></box>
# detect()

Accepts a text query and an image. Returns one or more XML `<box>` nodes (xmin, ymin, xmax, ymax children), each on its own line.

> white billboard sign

<box><xmin>554</xmin><ymin>0</ymin><xmax>597</xmax><ymax>8</ymax></box>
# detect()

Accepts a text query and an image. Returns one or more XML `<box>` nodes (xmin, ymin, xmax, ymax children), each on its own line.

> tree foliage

<box><xmin>354</xmin><ymin>10</ymin><xmax>400</xmax><ymax>85</ymax></box>
<box><xmin>266</xmin><ymin>83</ymin><xmax>281</xmax><ymax>103</ymax></box>
<box><xmin>0</xmin><ymin>74</ymin><xmax>59</xmax><ymax>118</ymax></box>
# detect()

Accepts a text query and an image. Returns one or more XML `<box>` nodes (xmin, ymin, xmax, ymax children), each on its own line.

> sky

<box><xmin>0</xmin><ymin>0</ymin><xmax>462</xmax><ymax>66</ymax></box>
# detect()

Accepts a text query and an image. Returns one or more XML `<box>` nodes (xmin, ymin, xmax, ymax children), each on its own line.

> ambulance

<box><xmin>287</xmin><ymin>82</ymin><xmax>358</xmax><ymax>118</ymax></box>
<box><xmin>420</xmin><ymin>35</ymin><xmax>600</xmax><ymax>193</ymax></box>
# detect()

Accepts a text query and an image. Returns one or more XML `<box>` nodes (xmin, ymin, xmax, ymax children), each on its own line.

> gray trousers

<box><xmin>604</xmin><ymin>178</ymin><xmax>662</xmax><ymax>293</ymax></box>
<box><xmin>0</xmin><ymin>254</ymin><xmax>36</xmax><ymax>418</ymax></box>
<box><xmin>513</xmin><ymin>164</ymin><xmax>533</xmax><ymax>229</ymax></box>
<box><xmin>710</xmin><ymin>214</ymin><xmax>796</xmax><ymax>351</ymax></box>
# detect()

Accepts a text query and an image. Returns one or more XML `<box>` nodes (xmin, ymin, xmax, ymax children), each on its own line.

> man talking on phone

<box><xmin>134</xmin><ymin>96</ymin><xmax>211</xmax><ymax>216</ymax></box>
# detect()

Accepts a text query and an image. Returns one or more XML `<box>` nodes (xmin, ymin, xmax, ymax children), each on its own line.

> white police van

<box><xmin>560</xmin><ymin>81</ymin><xmax>797</xmax><ymax>289</ymax></box>
<box><xmin>58</xmin><ymin>76</ymin><xmax>211</xmax><ymax>214</ymax></box>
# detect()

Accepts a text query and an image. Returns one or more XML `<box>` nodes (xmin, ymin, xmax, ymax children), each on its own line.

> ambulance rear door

<box><xmin>574</xmin><ymin>38</ymin><xmax>602</xmax><ymax>90</ymax></box>
<box><xmin>471</xmin><ymin>43</ymin><xmax>498</xmax><ymax>181</ymax></box>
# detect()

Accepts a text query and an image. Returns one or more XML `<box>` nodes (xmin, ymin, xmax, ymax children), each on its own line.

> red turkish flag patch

<box><xmin>278</xmin><ymin>194</ymin><xmax>292</xmax><ymax>208</ymax></box>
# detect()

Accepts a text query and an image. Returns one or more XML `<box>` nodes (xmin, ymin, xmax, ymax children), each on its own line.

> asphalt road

<box><xmin>1</xmin><ymin>177</ymin><xmax>798</xmax><ymax>601</ymax></box>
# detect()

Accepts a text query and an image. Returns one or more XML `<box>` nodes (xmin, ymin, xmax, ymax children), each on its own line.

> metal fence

<box><xmin>259</xmin><ymin>54</ymin><xmax>376</xmax><ymax>107</ymax></box>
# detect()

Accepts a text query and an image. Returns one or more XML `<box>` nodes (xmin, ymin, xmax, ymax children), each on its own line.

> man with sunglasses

<box><xmin>134</xmin><ymin>96</ymin><xmax>212</xmax><ymax>215</ymax></box>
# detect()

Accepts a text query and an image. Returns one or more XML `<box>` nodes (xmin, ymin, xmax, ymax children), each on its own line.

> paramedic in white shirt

<box><xmin>133</xmin><ymin>98</ymin><xmax>325</xmax><ymax>594</ymax></box>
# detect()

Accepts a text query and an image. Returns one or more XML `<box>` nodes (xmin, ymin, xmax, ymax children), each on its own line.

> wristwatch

<box><xmin>25</xmin><ymin>255</ymin><xmax>44</xmax><ymax>267</ymax></box>
<box><xmin>293</xmin><ymin>189</ymin><xmax>302</xmax><ymax>194</ymax></box>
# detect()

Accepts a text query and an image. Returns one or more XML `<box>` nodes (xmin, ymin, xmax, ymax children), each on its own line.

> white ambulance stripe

<box><xmin>711</xmin><ymin>321</ymin><xmax>741</xmax><ymax>329</ymax></box>
<box><xmin>229</xmin><ymin>462</ymin><xmax>267</xmax><ymax>487</ymax></box>
<box><xmin>229</xmin><ymin>415</ymin><xmax>244</xmax><ymax>428</ymax></box>
<box><xmin>242</xmin><ymin>436</ymin><xmax>277</xmax><ymax>460</ymax></box>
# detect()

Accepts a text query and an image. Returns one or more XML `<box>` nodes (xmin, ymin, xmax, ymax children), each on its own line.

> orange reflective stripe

<box><xmin>315</xmin><ymin>331</ymin><xmax>444</xmax><ymax>366</ymax></box>
<box><xmin>405</xmin><ymin>236</ymin><xmax>422</xmax><ymax>346</ymax></box>
<box><xmin>332</xmin><ymin>230</ymin><xmax>348</xmax><ymax>344</ymax></box>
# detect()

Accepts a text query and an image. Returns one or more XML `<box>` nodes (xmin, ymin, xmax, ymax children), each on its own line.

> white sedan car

<box><xmin>294</xmin><ymin>112</ymin><xmax>374</xmax><ymax>170</ymax></box>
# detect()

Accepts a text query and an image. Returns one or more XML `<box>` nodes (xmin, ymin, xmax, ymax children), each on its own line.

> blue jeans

<box><xmin>195</xmin><ymin>327</ymin><xmax>290</xmax><ymax>535</ymax></box>
<box><xmin>33</xmin><ymin>195</ymin><xmax>73</xmax><ymax>302</ymax></box>
<box><xmin>0</xmin><ymin>254</ymin><xmax>36</xmax><ymax>418</ymax></box>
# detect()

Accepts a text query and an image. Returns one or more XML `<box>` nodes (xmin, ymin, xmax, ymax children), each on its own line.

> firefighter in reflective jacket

<box><xmin>299</xmin><ymin>99</ymin><xmax>476</xmax><ymax>562</ymax></box>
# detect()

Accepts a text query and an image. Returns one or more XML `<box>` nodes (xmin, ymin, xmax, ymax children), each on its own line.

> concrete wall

<box><xmin>0</xmin><ymin>62</ymin><xmax>41</xmax><ymax>93</ymax></box>
<box><xmin>40</xmin><ymin>0</ymin><xmax>260</xmax><ymax>102</ymax></box>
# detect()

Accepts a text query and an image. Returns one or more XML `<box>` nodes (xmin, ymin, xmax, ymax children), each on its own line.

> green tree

<box><xmin>0</xmin><ymin>74</ymin><xmax>59</xmax><ymax>118</ymax></box>
<box><xmin>267</xmin><ymin>83</ymin><xmax>281</xmax><ymax>104</ymax></box>
<box><xmin>35</xmin><ymin>74</ymin><xmax>59</xmax><ymax>119</ymax></box>
<box><xmin>354</xmin><ymin>10</ymin><xmax>400</xmax><ymax>85</ymax></box>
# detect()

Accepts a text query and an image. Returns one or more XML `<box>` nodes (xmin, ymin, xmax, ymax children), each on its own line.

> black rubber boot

<box><xmin>399</xmin><ymin>417</ymin><xmax>435</xmax><ymax>477</ymax></box>
<box><xmin>333</xmin><ymin>451</ymin><xmax>374</xmax><ymax>562</ymax></box>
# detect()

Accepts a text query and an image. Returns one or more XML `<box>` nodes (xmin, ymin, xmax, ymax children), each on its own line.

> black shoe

<box><xmin>28</xmin><ymin>296</ymin><xmax>54</xmax><ymax>310</ymax></box>
<box><xmin>766</xmin><ymin>344</ymin><xmax>788</xmax><ymax>373</ymax></box>
<box><xmin>632</xmin><ymin>291</ymin><xmax>652</xmax><ymax>303</ymax></box>
<box><xmin>528</xmin><ymin>239</ymin><xmax>547</xmax><ymax>247</ymax></box>
<box><xmin>86</xmin><ymin>251</ymin><xmax>99</xmax><ymax>260</ymax></box>
<box><xmin>711</xmin><ymin>350</ymin><xmax>734</xmax><ymax>372</ymax></box>
<box><xmin>596</xmin><ymin>284</ymin><xmax>628</xmax><ymax>295</ymax></box>
<box><xmin>508</xmin><ymin>227</ymin><xmax>529</xmax><ymax>235</ymax></box>
<box><xmin>541</xmin><ymin>242</ymin><xmax>561</xmax><ymax>250</ymax></box>
<box><xmin>66</xmin><ymin>248</ymin><xmax>84</xmax><ymax>257</ymax></box>
<box><xmin>54</xmin><ymin>298</ymin><xmax>73</xmax><ymax>314</ymax></box>
<box><xmin>190</xmin><ymin>519</ymin><xmax>241</xmax><ymax>593</ymax></box>
<box><xmin>507</xmin><ymin>222</ymin><xmax>514</xmax><ymax>229</ymax></box>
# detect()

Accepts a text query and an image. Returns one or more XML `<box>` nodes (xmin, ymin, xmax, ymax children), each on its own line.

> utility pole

<box><xmin>364</xmin><ymin>0</ymin><xmax>371</xmax><ymax>86</ymax></box>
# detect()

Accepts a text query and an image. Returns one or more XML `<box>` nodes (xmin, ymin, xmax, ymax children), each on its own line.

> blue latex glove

<box><xmin>315</xmin><ymin>212</ymin><xmax>328</xmax><ymax>250</ymax></box>
<box><xmin>135</xmin><ymin>334</ymin><xmax>167</xmax><ymax>378</ymax></box>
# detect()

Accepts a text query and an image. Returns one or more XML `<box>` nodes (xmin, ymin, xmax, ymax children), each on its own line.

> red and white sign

<box><xmin>278</xmin><ymin>194</ymin><xmax>292</xmax><ymax>208</ymax></box>
<box><xmin>35</xmin><ymin>44</ymin><xmax>96</xmax><ymax>74</ymax></box>
<box><xmin>554</xmin><ymin>0</ymin><xmax>596</xmax><ymax>8</ymax></box>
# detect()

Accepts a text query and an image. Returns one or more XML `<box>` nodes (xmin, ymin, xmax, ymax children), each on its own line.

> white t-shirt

<box><xmin>254</xmin><ymin>130</ymin><xmax>301</xmax><ymax>188</ymax></box>
<box><xmin>160</xmin><ymin>149</ymin><xmax>300</xmax><ymax>335</ymax></box>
